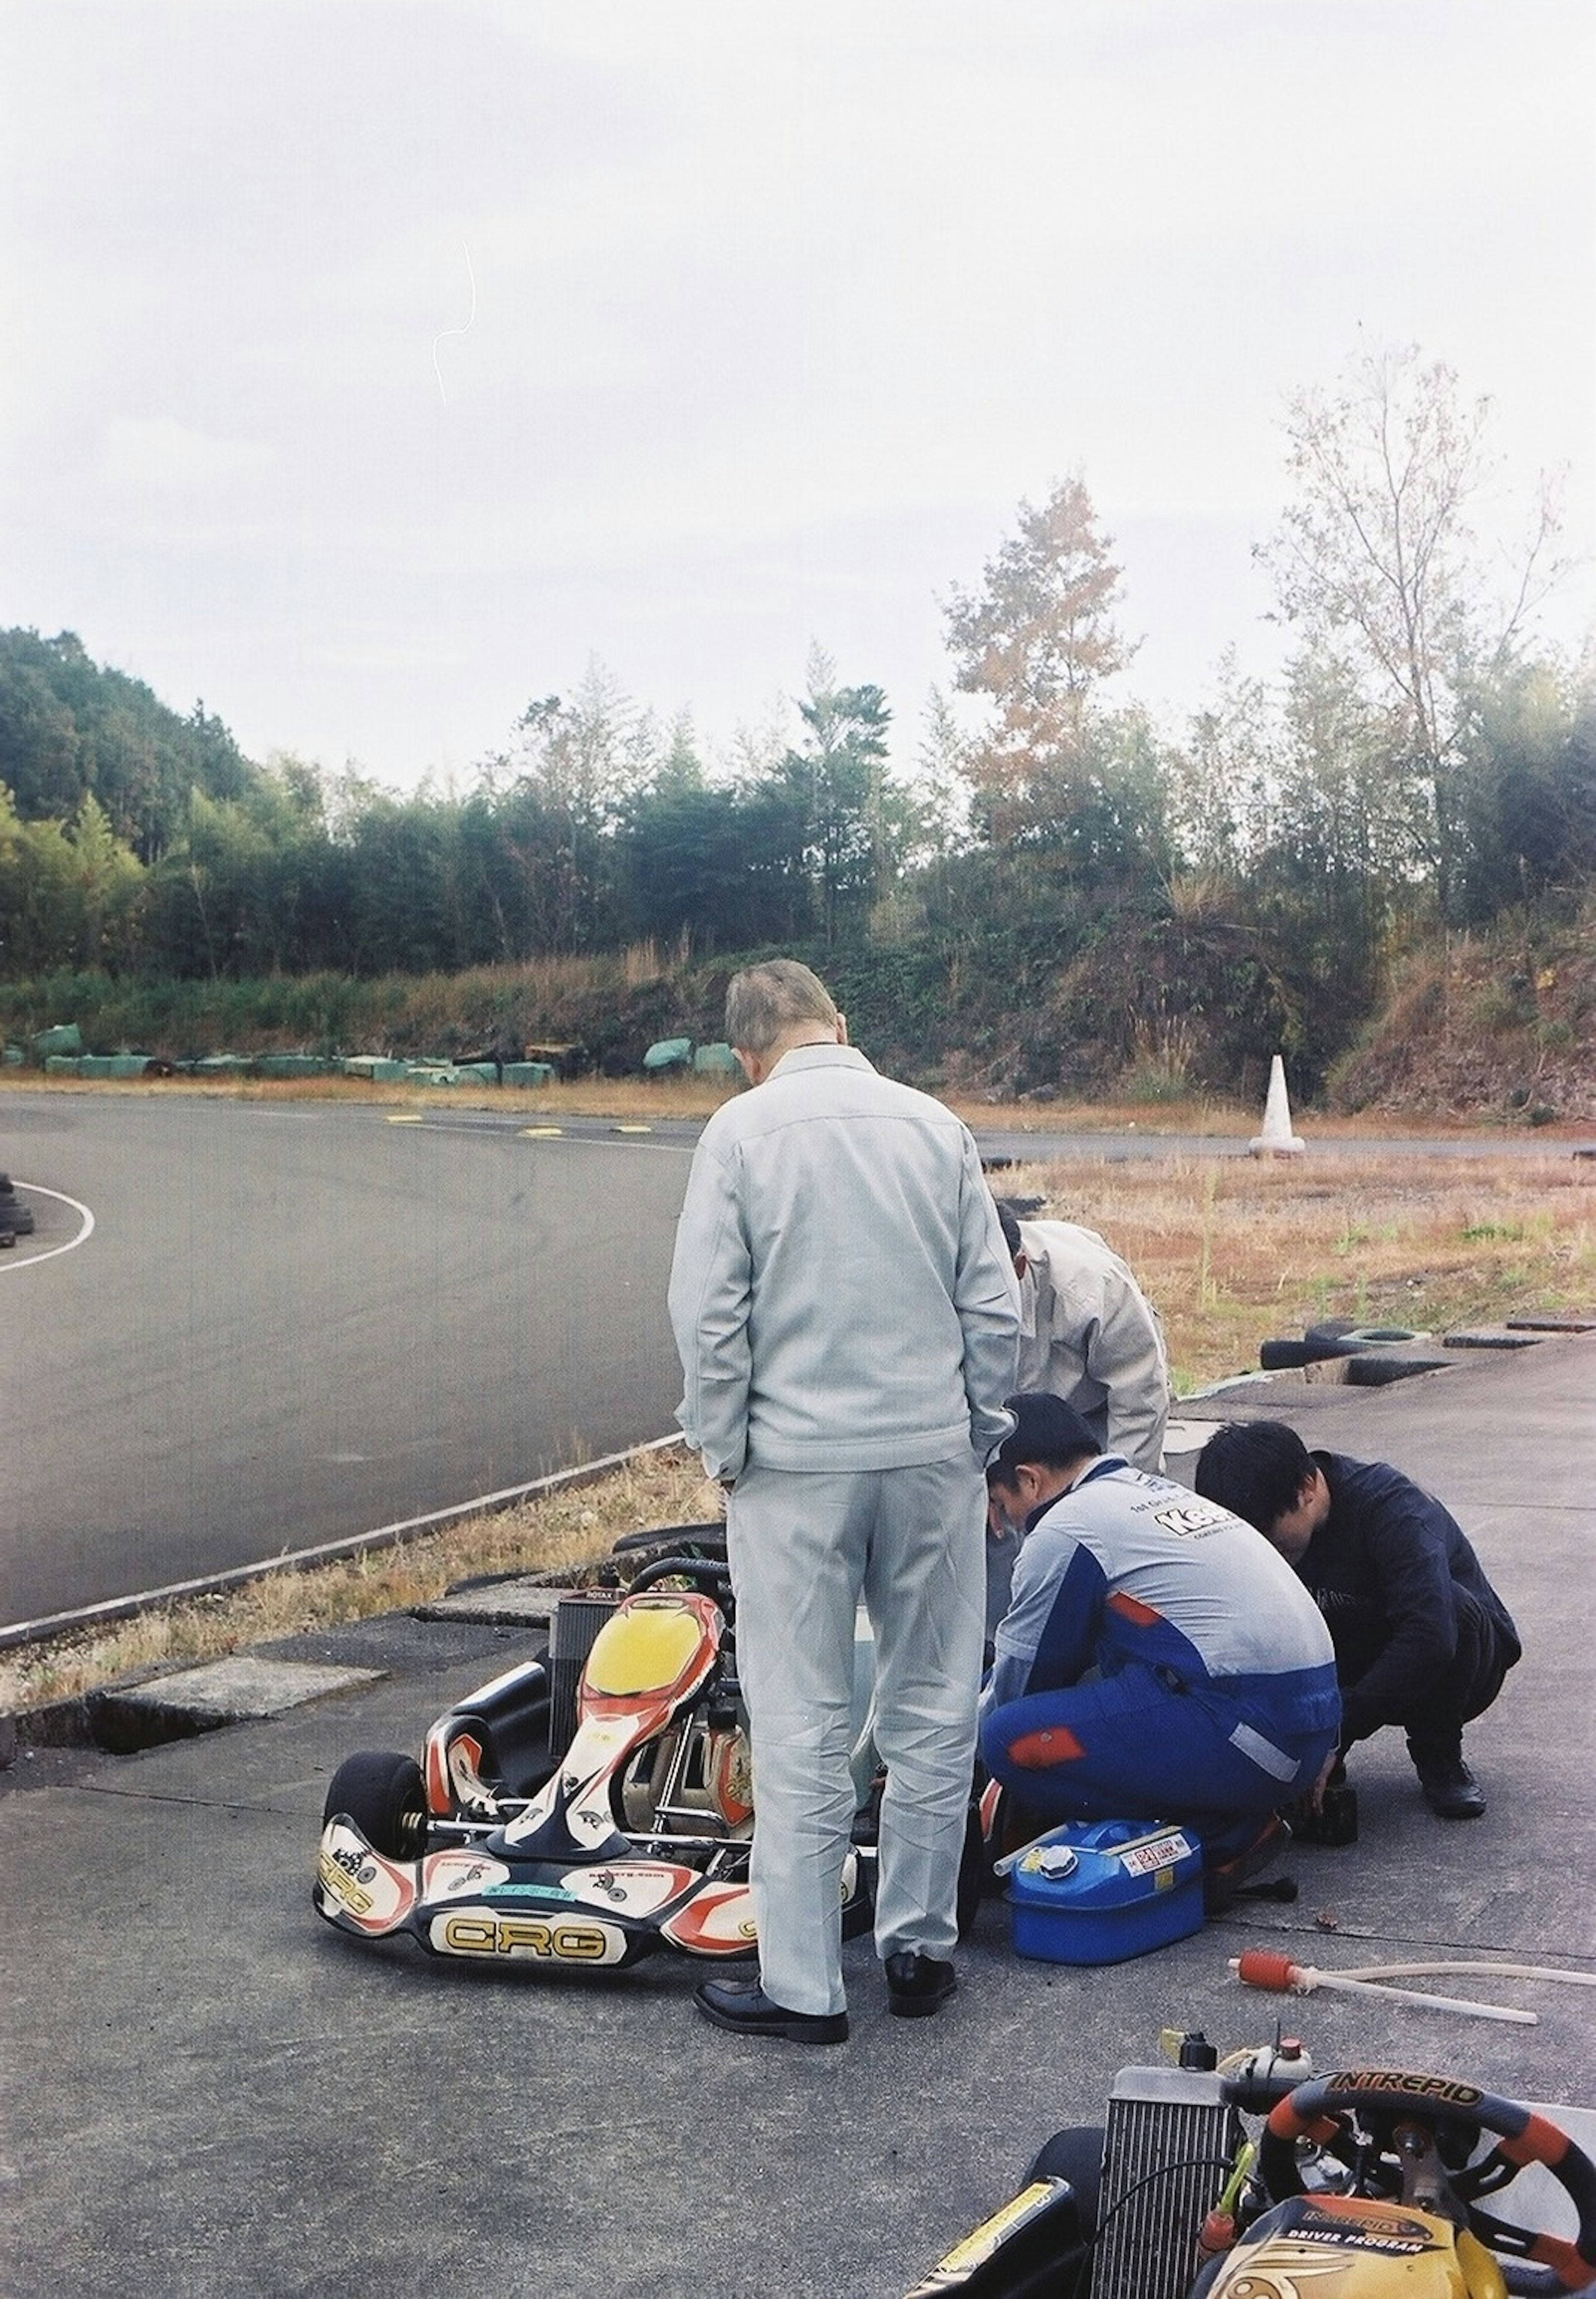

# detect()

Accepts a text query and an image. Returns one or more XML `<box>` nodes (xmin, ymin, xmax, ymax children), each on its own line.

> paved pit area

<box><xmin>0</xmin><ymin>1334</ymin><xmax>1591</xmax><ymax>2296</ymax></box>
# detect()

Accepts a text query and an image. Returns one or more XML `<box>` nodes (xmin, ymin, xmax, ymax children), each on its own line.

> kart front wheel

<box><xmin>323</xmin><ymin>1751</ymin><xmax>429</xmax><ymax>1860</ymax></box>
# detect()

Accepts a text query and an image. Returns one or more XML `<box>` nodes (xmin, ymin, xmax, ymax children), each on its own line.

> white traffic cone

<box><xmin>1249</xmin><ymin>1054</ymin><xmax>1305</xmax><ymax>1156</ymax></box>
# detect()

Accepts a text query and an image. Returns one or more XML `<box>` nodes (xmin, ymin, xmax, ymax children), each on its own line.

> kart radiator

<box><xmin>1090</xmin><ymin>2066</ymin><xmax>1241</xmax><ymax>2299</ymax></box>
<box><xmin>549</xmin><ymin>1593</ymin><xmax>621</xmax><ymax>1753</ymax></box>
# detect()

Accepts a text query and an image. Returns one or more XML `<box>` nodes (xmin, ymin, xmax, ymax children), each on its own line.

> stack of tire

<box><xmin>1258</xmin><ymin>1319</ymin><xmax>1449</xmax><ymax>1386</ymax></box>
<box><xmin>0</xmin><ymin>1174</ymin><xmax>35</xmax><ymax>1249</ymax></box>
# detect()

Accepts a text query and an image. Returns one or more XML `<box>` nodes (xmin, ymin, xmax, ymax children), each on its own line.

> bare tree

<box><xmin>1257</xmin><ymin>342</ymin><xmax>1565</xmax><ymax>917</ymax></box>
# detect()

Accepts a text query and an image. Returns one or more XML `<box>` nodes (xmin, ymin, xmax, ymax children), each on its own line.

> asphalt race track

<box><xmin>0</xmin><ymin>1094</ymin><xmax>695</xmax><ymax>1630</ymax></box>
<box><xmin>5</xmin><ymin>1089</ymin><xmax>1586</xmax><ymax>1635</ymax></box>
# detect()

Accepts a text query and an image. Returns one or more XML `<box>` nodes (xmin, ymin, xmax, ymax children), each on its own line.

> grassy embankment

<box><xmin>2</xmin><ymin>1082</ymin><xmax>1588</xmax><ymax>1717</ymax></box>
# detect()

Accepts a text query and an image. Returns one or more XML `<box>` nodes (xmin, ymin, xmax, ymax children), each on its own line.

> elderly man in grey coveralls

<box><xmin>669</xmin><ymin>960</ymin><xmax>1019</xmax><ymax>2044</ymax></box>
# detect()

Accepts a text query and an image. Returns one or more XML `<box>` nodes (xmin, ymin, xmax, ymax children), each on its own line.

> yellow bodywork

<box><xmin>1208</xmin><ymin>2202</ymin><xmax>1509</xmax><ymax>2295</ymax></box>
<box><xmin>584</xmin><ymin>1599</ymin><xmax>707</xmax><ymax>1697</ymax></box>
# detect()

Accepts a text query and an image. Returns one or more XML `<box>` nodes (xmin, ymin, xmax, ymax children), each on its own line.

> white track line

<box><xmin>0</xmin><ymin>1183</ymin><xmax>95</xmax><ymax>1271</ymax></box>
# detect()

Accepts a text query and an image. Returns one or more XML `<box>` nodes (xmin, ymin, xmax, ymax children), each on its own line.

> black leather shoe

<box><xmin>693</xmin><ymin>1976</ymin><xmax>848</xmax><ymax>2044</ymax></box>
<box><xmin>1413</xmin><ymin>1754</ymin><xmax>1486</xmax><ymax>1819</ymax></box>
<box><xmin>884</xmin><ymin>1951</ymin><xmax>957</xmax><ymax>2018</ymax></box>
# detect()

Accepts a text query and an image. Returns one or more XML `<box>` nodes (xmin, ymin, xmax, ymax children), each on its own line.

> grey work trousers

<box><xmin>726</xmin><ymin>1452</ymin><xmax>987</xmax><ymax>2018</ymax></box>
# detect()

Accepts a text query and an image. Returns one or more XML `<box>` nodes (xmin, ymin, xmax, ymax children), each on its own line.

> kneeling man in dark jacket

<box><xmin>1194</xmin><ymin>1420</ymin><xmax>1520</xmax><ymax>1819</ymax></box>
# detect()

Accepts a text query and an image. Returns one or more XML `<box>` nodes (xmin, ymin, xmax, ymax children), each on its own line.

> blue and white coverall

<box><xmin>981</xmin><ymin>1458</ymin><xmax>1340</xmax><ymax>1859</ymax></box>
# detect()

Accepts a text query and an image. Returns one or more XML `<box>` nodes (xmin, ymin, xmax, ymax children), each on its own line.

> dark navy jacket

<box><xmin>1301</xmin><ymin>1453</ymin><xmax>1521</xmax><ymax>1740</ymax></box>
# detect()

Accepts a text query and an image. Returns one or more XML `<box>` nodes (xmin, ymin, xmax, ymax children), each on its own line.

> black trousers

<box><xmin>1352</xmin><ymin>1590</ymin><xmax>1520</xmax><ymax>1763</ymax></box>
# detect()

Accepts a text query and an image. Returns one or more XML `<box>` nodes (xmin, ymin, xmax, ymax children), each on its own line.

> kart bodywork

<box><xmin>314</xmin><ymin>1550</ymin><xmax>872</xmax><ymax>1972</ymax></box>
<box><xmin>904</xmin><ymin>2060</ymin><xmax>1596</xmax><ymax>2298</ymax></box>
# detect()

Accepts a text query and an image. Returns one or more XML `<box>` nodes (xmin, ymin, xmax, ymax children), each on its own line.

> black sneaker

<box><xmin>1413</xmin><ymin>1754</ymin><xmax>1486</xmax><ymax>1819</ymax></box>
<box><xmin>884</xmin><ymin>1950</ymin><xmax>957</xmax><ymax>2017</ymax></box>
<box><xmin>693</xmin><ymin>1976</ymin><xmax>848</xmax><ymax>2044</ymax></box>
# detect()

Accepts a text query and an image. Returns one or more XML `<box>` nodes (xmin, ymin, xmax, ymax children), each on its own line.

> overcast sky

<box><xmin>4</xmin><ymin>0</ymin><xmax>1593</xmax><ymax>792</ymax></box>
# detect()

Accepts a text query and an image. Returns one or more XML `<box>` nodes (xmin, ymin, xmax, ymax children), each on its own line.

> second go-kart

<box><xmin>905</xmin><ymin>2055</ymin><xmax>1596</xmax><ymax>2297</ymax></box>
<box><xmin>314</xmin><ymin>1547</ymin><xmax>874</xmax><ymax>1972</ymax></box>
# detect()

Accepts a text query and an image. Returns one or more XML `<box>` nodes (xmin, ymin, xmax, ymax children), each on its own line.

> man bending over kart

<box><xmin>1192</xmin><ymin>1419</ymin><xmax>1521</xmax><ymax>1819</ymax></box>
<box><xmin>988</xmin><ymin>1199</ymin><xmax>1172</xmax><ymax>1635</ymax></box>
<box><xmin>670</xmin><ymin>960</ymin><xmax>1019</xmax><ymax>2044</ymax></box>
<box><xmin>980</xmin><ymin>1394</ymin><xmax>1340</xmax><ymax>1885</ymax></box>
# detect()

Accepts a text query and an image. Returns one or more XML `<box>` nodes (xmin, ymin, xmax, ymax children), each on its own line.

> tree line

<box><xmin>2</xmin><ymin>345</ymin><xmax>1592</xmax><ymax>1089</ymax></box>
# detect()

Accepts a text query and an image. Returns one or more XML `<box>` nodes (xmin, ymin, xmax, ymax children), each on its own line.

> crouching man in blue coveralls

<box><xmin>980</xmin><ymin>1394</ymin><xmax>1341</xmax><ymax>1881</ymax></box>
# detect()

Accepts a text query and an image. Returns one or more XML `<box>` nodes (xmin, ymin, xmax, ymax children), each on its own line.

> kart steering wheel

<box><xmin>1260</xmin><ymin>2072</ymin><xmax>1596</xmax><ymax>2293</ymax></box>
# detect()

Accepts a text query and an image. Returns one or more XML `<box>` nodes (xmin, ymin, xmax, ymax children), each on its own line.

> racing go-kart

<box><xmin>905</xmin><ymin>2057</ymin><xmax>1596</xmax><ymax>2297</ymax></box>
<box><xmin>314</xmin><ymin>1544</ymin><xmax>874</xmax><ymax>1972</ymax></box>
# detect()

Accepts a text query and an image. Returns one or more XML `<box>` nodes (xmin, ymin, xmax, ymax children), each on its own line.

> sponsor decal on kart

<box><xmin>659</xmin><ymin>1881</ymin><xmax>759</xmax><ymax>1953</ymax></box>
<box><xmin>1325</xmin><ymin>2072</ymin><xmax>1486</xmax><ymax>2110</ymax></box>
<box><xmin>317</xmin><ymin>1823</ymin><xmax>417</xmax><ymax>1932</ymax></box>
<box><xmin>427</xmin><ymin>1907</ymin><xmax>630</xmax><ymax>1964</ymax></box>
<box><xmin>1252</xmin><ymin>2218</ymin><xmax>1436</xmax><ymax>2261</ymax></box>
<box><xmin>928</xmin><ymin>2182</ymin><xmax>1061</xmax><ymax>2275</ymax></box>
<box><xmin>482</xmin><ymin>1882</ymin><xmax>578</xmax><ymax>1903</ymax></box>
<box><xmin>561</xmin><ymin>1863</ymin><xmax>698</xmax><ymax>1916</ymax></box>
<box><xmin>420</xmin><ymin>1848</ymin><xmax>511</xmax><ymax>1900</ymax></box>
<box><xmin>707</xmin><ymin>1727</ymin><xmax>753</xmax><ymax>1827</ymax></box>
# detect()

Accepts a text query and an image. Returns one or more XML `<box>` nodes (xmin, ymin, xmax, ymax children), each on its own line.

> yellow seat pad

<box><xmin>585</xmin><ymin>1602</ymin><xmax>706</xmax><ymax>1696</ymax></box>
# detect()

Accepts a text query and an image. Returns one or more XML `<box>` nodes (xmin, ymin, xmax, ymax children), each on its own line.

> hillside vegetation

<box><xmin>4</xmin><ymin>349</ymin><xmax>1593</xmax><ymax>1118</ymax></box>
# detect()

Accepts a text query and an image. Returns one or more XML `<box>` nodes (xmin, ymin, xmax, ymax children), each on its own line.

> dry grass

<box><xmin>0</xmin><ymin>1068</ymin><xmax>744</xmax><ymax>1122</ymax></box>
<box><xmin>998</xmin><ymin>1148</ymin><xmax>1595</xmax><ymax>1395</ymax></box>
<box><xmin>2</xmin><ymin>1446</ymin><xmax>722</xmax><ymax>1717</ymax></box>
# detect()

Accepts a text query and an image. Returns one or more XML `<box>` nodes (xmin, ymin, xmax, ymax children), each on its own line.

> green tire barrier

<box><xmin>20</xmin><ymin>1032</ymin><xmax>561</xmax><ymax>1090</ymax></box>
<box><xmin>341</xmin><ymin>1056</ymin><xmax>410</xmax><ymax>1082</ymax></box>
<box><xmin>255</xmin><ymin>1054</ymin><xmax>335</xmax><ymax>1079</ymax></box>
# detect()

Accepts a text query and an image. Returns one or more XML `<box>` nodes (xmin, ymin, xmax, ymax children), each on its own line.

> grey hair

<box><xmin>724</xmin><ymin>960</ymin><xmax>838</xmax><ymax>1055</ymax></box>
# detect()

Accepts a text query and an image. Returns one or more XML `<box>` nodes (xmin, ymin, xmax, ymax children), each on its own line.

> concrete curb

<box><xmin>86</xmin><ymin>1656</ymin><xmax>385</xmax><ymax>1755</ymax></box>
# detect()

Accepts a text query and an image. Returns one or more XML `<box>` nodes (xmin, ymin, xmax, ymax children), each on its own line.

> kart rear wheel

<box><xmin>323</xmin><ymin>1751</ymin><xmax>429</xmax><ymax>1860</ymax></box>
<box><xmin>956</xmin><ymin>1799</ymin><xmax>988</xmax><ymax>1939</ymax></box>
<box><xmin>1023</xmin><ymin>2127</ymin><xmax>1103</xmax><ymax>2234</ymax></box>
<box><xmin>841</xmin><ymin>1853</ymin><xmax>875</xmax><ymax>1941</ymax></box>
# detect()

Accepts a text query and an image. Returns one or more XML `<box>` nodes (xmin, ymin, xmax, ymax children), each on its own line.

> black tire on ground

<box><xmin>1303</xmin><ymin>1318</ymin><xmax>1359</xmax><ymax>1347</ymax></box>
<box><xmin>841</xmin><ymin>1852</ymin><xmax>875</xmax><ymax>1941</ymax></box>
<box><xmin>956</xmin><ymin>1799</ymin><xmax>989</xmax><ymax>1938</ymax></box>
<box><xmin>1023</xmin><ymin>2127</ymin><xmax>1105</xmax><ymax>2236</ymax></box>
<box><xmin>323</xmin><ymin>1751</ymin><xmax>429</xmax><ymax>1859</ymax></box>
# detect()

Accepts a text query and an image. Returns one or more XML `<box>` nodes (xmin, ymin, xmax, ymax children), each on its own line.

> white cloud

<box><xmin>99</xmin><ymin>416</ymin><xmax>274</xmax><ymax>493</ymax></box>
<box><xmin>2</xmin><ymin>0</ymin><xmax>1591</xmax><ymax>784</ymax></box>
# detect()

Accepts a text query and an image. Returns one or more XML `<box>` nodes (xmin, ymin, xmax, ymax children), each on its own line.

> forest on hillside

<box><xmin>3</xmin><ymin>348</ymin><xmax>1593</xmax><ymax>1101</ymax></box>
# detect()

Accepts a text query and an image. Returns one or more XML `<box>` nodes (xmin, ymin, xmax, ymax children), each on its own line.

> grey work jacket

<box><xmin>668</xmin><ymin>1043</ymin><xmax>1019</xmax><ymax>1482</ymax></box>
<box><xmin>1016</xmin><ymin>1219</ymin><xmax>1171</xmax><ymax>1472</ymax></box>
